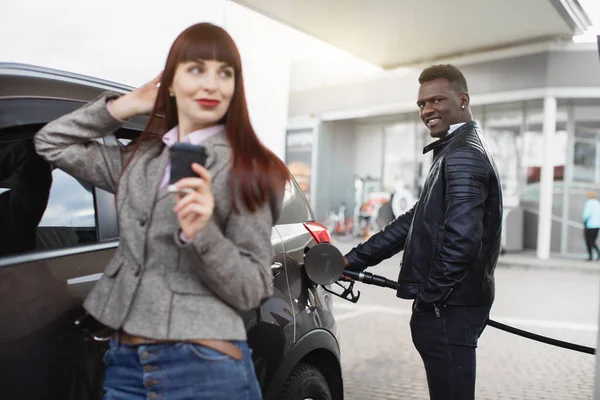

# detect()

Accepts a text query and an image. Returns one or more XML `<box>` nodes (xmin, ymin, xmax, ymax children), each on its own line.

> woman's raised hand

<box><xmin>107</xmin><ymin>72</ymin><xmax>162</xmax><ymax>121</ymax></box>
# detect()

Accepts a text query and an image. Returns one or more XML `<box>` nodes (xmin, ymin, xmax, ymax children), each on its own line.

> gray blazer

<box><xmin>34</xmin><ymin>92</ymin><xmax>281</xmax><ymax>341</ymax></box>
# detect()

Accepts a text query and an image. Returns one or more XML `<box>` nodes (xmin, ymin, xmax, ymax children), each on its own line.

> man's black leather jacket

<box><xmin>346</xmin><ymin>121</ymin><xmax>502</xmax><ymax>309</ymax></box>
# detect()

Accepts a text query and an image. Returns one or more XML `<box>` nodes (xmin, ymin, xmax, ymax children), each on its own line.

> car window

<box><xmin>0</xmin><ymin>98</ymin><xmax>148</xmax><ymax>132</ymax></box>
<box><xmin>0</xmin><ymin>133</ymin><xmax>98</xmax><ymax>258</ymax></box>
<box><xmin>0</xmin><ymin>98</ymin><xmax>81</xmax><ymax>131</ymax></box>
<box><xmin>37</xmin><ymin>168</ymin><xmax>97</xmax><ymax>250</ymax></box>
<box><xmin>277</xmin><ymin>178</ymin><xmax>314</xmax><ymax>225</ymax></box>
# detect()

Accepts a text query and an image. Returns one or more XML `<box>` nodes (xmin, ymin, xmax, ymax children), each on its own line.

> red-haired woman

<box><xmin>35</xmin><ymin>23</ymin><xmax>289</xmax><ymax>400</ymax></box>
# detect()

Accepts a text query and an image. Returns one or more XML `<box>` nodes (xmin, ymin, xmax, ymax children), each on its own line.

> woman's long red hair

<box><xmin>122</xmin><ymin>23</ymin><xmax>289</xmax><ymax>213</ymax></box>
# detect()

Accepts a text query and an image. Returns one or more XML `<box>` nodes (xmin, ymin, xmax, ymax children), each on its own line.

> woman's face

<box><xmin>170</xmin><ymin>59</ymin><xmax>235</xmax><ymax>133</ymax></box>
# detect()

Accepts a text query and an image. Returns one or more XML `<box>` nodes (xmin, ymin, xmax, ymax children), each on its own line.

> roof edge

<box><xmin>549</xmin><ymin>0</ymin><xmax>593</xmax><ymax>35</ymax></box>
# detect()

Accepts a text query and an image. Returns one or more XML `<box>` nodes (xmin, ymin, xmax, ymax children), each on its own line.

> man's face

<box><xmin>417</xmin><ymin>78</ymin><xmax>466</xmax><ymax>138</ymax></box>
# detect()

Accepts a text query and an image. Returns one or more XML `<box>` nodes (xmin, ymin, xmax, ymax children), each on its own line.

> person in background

<box><xmin>582</xmin><ymin>191</ymin><xmax>600</xmax><ymax>261</ymax></box>
<box><xmin>35</xmin><ymin>22</ymin><xmax>289</xmax><ymax>400</ymax></box>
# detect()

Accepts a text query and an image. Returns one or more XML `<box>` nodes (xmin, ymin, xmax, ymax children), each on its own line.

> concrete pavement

<box><xmin>498</xmin><ymin>251</ymin><xmax>600</xmax><ymax>273</ymax></box>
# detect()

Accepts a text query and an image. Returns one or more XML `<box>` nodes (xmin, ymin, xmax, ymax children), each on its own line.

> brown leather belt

<box><xmin>113</xmin><ymin>331</ymin><xmax>243</xmax><ymax>361</ymax></box>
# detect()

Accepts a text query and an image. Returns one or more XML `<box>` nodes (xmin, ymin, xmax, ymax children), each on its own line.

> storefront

<box><xmin>287</xmin><ymin>46</ymin><xmax>600</xmax><ymax>258</ymax></box>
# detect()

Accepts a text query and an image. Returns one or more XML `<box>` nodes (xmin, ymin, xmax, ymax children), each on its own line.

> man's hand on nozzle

<box><xmin>340</xmin><ymin>256</ymin><xmax>352</xmax><ymax>281</ymax></box>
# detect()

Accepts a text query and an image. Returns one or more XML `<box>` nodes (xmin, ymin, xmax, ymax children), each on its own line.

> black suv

<box><xmin>0</xmin><ymin>63</ymin><xmax>342</xmax><ymax>400</ymax></box>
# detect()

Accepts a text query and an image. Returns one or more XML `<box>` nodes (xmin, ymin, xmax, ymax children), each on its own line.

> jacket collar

<box><xmin>200</xmin><ymin>128</ymin><xmax>229</xmax><ymax>170</ymax></box>
<box><xmin>423</xmin><ymin>120</ymin><xmax>477</xmax><ymax>154</ymax></box>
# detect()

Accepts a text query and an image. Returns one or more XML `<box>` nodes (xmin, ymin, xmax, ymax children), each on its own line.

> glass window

<box><xmin>278</xmin><ymin>178</ymin><xmax>313</xmax><ymax>225</ymax></box>
<box><xmin>573</xmin><ymin>137</ymin><xmax>596</xmax><ymax>183</ymax></box>
<box><xmin>382</xmin><ymin>121</ymin><xmax>419</xmax><ymax>197</ymax></box>
<box><xmin>37</xmin><ymin>169</ymin><xmax>97</xmax><ymax>250</ymax></box>
<box><xmin>573</xmin><ymin>114</ymin><xmax>600</xmax><ymax>184</ymax></box>
<box><xmin>285</xmin><ymin>129</ymin><xmax>313</xmax><ymax>201</ymax></box>
<box><xmin>0</xmin><ymin>136</ymin><xmax>98</xmax><ymax>257</ymax></box>
<box><xmin>566</xmin><ymin>101</ymin><xmax>600</xmax><ymax>255</ymax></box>
<box><xmin>0</xmin><ymin>99</ymin><xmax>81</xmax><ymax>130</ymax></box>
<box><xmin>483</xmin><ymin>105</ymin><xmax>524</xmax><ymax>200</ymax></box>
<box><xmin>521</xmin><ymin>106</ymin><xmax>568</xmax><ymax>185</ymax></box>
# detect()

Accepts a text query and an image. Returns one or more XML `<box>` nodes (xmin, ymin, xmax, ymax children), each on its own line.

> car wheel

<box><xmin>277</xmin><ymin>363</ymin><xmax>332</xmax><ymax>400</ymax></box>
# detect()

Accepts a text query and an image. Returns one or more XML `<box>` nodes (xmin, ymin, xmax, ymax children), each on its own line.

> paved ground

<box><xmin>331</xmin><ymin>239</ymin><xmax>599</xmax><ymax>399</ymax></box>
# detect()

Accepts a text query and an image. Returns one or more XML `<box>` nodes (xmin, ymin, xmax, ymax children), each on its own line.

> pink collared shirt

<box><xmin>158</xmin><ymin>124</ymin><xmax>225</xmax><ymax>189</ymax></box>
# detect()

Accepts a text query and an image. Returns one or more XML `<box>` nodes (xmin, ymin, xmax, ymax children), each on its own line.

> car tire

<box><xmin>277</xmin><ymin>363</ymin><xmax>332</xmax><ymax>400</ymax></box>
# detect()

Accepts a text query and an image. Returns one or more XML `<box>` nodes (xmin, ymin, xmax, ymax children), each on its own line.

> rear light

<box><xmin>303</xmin><ymin>222</ymin><xmax>332</xmax><ymax>243</ymax></box>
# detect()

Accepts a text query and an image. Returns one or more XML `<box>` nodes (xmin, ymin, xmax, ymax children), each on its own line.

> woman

<box><xmin>583</xmin><ymin>191</ymin><xmax>600</xmax><ymax>261</ymax></box>
<box><xmin>34</xmin><ymin>23</ymin><xmax>289</xmax><ymax>399</ymax></box>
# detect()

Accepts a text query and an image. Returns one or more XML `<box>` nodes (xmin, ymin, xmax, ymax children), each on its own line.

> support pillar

<box><xmin>560</xmin><ymin>104</ymin><xmax>575</xmax><ymax>255</ymax></box>
<box><xmin>536</xmin><ymin>96</ymin><xmax>557</xmax><ymax>260</ymax></box>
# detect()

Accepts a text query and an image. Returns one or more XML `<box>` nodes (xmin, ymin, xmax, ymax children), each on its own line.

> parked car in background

<box><xmin>0</xmin><ymin>63</ymin><xmax>343</xmax><ymax>400</ymax></box>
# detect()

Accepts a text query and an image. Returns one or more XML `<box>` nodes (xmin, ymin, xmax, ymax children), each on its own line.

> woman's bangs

<box><xmin>177</xmin><ymin>32</ymin><xmax>238</xmax><ymax>69</ymax></box>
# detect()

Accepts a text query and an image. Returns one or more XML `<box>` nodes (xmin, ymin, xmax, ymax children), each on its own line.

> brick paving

<box><xmin>336</xmin><ymin>309</ymin><xmax>595</xmax><ymax>399</ymax></box>
<box><xmin>332</xmin><ymin>239</ymin><xmax>598</xmax><ymax>399</ymax></box>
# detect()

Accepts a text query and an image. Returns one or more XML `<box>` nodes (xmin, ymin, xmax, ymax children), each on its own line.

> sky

<box><xmin>574</xmin><ymin>0</ymin><xmax>600</xmax><ymax>43</ymax></box>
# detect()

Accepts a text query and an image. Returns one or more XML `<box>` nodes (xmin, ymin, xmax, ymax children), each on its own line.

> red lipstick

<box><xmin>196</xmin><ymin>99</ymin><xmax>220</xmax><ymax>108</ymax></box>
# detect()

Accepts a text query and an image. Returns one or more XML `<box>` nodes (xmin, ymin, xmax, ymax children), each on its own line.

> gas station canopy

<box><xmin>233</xmin><ymin>0</ymin><xmax>592</xmax><ymax>68</ymax></box>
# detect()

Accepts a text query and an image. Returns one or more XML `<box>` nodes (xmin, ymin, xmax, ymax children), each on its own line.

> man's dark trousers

<box><xmin>410</xmin><ymin>304</ymin><xmax>491</xmax><ymax>400</ymax></box>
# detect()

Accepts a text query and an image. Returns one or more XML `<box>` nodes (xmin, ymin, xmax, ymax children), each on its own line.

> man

<box><xmin>582</xmin><ymin>191</ymin><xmax>600</xmax><ymax>261</ymax></box>
<box><xmin>344</xmin><ymin>64</ymin><xmax>503</xmax><ymax>400</ymax></box>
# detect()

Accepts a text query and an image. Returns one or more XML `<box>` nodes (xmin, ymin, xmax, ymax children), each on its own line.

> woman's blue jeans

<box><xmin>102</xmin><ymin>335</ymin><xmax>262</xmax><ymax>400</ymax></box>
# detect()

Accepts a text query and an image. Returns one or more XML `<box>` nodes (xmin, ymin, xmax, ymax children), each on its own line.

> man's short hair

<box><xmin>418</xmin><ymin>64</ymin><xmax>469</xmax><ymax>94</ymax></box>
